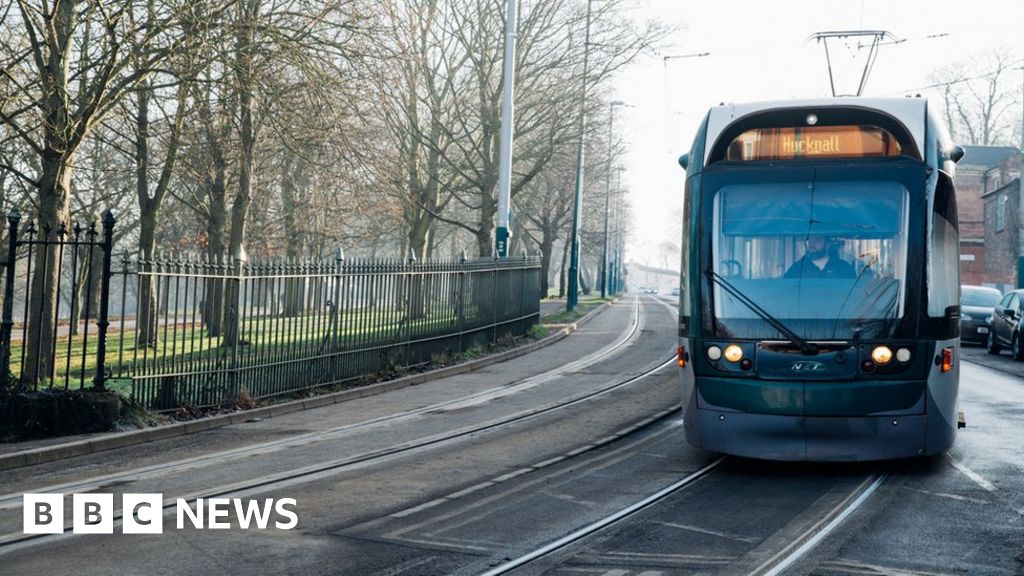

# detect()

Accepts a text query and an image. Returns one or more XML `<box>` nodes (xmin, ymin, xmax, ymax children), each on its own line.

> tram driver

<box><xmin>784</xmin><ymin>235</ymin><xmax>856</xmax><ymax>279</ymax></box>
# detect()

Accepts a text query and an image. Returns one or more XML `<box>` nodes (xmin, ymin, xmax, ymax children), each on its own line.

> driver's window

<box><xmin>1009</xmin><ymin>294</ymin><xmax>1020</xmax><ymax>311</ymax></box>
<box><xmin>1000</xmin><ymin>294</ymin><xmax>1014</xmax><ymax>308</ymax></box>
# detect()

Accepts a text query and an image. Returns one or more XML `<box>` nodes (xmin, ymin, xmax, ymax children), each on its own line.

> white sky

<box><xmin>612</xmin><ymin>0</ymin><xmax>1024</xmax><ymax>270</ymax></box>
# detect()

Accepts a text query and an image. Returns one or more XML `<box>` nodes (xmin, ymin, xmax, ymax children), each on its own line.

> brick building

<box><xmin>980</xmin><ymin>150</ymin><xmax>1023</xmax><ymax>292</ymax></box>
<box><xmin>958</xmin><ymin>146</ymin><xmax>1020</xmax><ymax>288</ymax></box>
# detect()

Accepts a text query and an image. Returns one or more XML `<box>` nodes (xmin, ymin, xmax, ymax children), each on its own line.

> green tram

<box><xmin>676</xmin><ymin>98</ymin><xmax>963</xmax><ymax>461</ymax></box>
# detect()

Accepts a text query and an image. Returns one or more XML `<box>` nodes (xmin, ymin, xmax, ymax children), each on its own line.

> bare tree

<box><xmin>0</xmin><ymin>0</ymin><xmax>209</xmax><ymax>383</ymax></box>
<box><xmin>929</xmin><ymin>49</ymin><xmax>1021</xmax><ymax>146</ymax></box>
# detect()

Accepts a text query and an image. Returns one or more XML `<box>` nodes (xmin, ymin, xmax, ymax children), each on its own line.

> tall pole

<box><xmin>601</xmin><ymin>101</ymin><xmax>625</xmax><ymax>298</ymax></box>
<box><xmin>1018</xmin><ymin>65</ymin><xmax>1024</xmax><ymax>288</ymax></box>
<box><xmin>567</xmin><ymin>0</ymin><xmax>593</xmax><ymax>312</ymax></box>
<box><xmin>495</xmin><ymin>0</ymin><xmax>518</xmax><ymax>258</ymax></box>
<box><xmin>613</xmin><ymin>167</ymin><xmax>624</xmax><ymax>293</ymax></box>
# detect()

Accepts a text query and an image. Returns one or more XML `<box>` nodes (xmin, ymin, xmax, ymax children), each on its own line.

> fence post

<box><xmin>520</xmin><ymin>250</ymin><xmax>528</xmax><ymax>334</ymax></box>
<box><xmin>1</xmin><ymin>208</ymin><xmax>21</xmax><ymax>387</ymax></box>
<box><xmin>228</xmin><ymin>246</ymin><xmax>247</xmax><ymax>400</ymax></box>
<box><xmin>332</xmin><ymin>247</ymin><xmax>344</xmax><ymax>351</ymax></box>
<box><xmin>457</xmin><ymin>251</ymin><xmax>466</xmax><ymax>354</ymax></box>
<box><xmin>491</xmin><ymin>252</ymin><xmax>498</xmax><ymax>343</ymax></box>
<box><xmin>93</xmin><ymin>210</ymin><xmax>116</xmax><ymax>390</ymax></box>
<box><xmin>405</xmin><ymin>248</ymin><xmax>415</xmax><ymax>366</ymax></box>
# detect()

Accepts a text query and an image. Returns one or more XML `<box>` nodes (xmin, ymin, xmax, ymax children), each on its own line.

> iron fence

<box><xmin>0</xmin><ymin>209</ymin><xmax>115</xmax><ymax>391</ymax></box>
<box><xmin>108</xmin><ymin>252</ymin><xmax>541</xmax><ymax>410</ymax></box>
<box><xmin>0</xmin><ymin>207</ymin><xmax>542</xmax><ymax>410</ymax></box>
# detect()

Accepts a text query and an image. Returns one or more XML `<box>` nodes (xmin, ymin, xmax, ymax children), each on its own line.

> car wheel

<box><xmin>987</xmin><ymin>329</ymin><xmax>1001</xmax><ymax>355</ymax></box>
<box><xmin>1014</xmin><ymin>333</ymin><xmax>1024</xmax><ymax>361</ymax></box>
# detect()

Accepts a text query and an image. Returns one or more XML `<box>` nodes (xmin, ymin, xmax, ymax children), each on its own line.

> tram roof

<box><xmin>703</xmin><ymin>97</ymin><xmax>928</xmax><ymax>167</ymax></box>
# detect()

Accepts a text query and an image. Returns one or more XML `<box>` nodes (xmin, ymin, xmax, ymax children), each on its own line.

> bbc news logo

<box><xmin>23</xmin><ymin>494</ymin><xmax>298</xmax><ymax>534</ymax></box>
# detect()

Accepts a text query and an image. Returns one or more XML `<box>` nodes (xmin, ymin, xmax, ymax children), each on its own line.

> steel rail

<box><xmin>755</xmin><ymin>472</ymin><xmax>887</xmax><ymax>576</ymax></box>
<box><xmin>477</xmin><ymin>466</ymin><xmax>886</xmax><ymax>576</ymax></box>
<box><xmin>479</xmin><ymin>457</ymin><xmax>727</xmax><ymax>576</ymax></box>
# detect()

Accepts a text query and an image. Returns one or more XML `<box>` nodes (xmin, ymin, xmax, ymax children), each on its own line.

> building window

<box><xmin>997</xmin><ymin>194</ymin><xmax>1007</xmax><ymax>232</ymax></box>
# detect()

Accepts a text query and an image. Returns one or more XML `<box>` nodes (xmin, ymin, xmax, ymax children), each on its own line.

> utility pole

<box><xmin>567</xmin><ymin>0</ymin><xmax>593</xmax><ymax>312</ymax></box>
<box><xmin>495</xmin><ymin>0</ymin><xmax>518</xmax><ymax>258</ymax></box>
<box><xmin>601</xmin><ymin>101</ymin><xmax>626</xmax><ymax>298</ymax></box>
<box><xmin>1018</xmin><ymin>65</ymin><xmax>1024</xmax><ymax>288</ymax></box>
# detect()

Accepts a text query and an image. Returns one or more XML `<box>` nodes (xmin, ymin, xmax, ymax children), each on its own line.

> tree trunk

<box><xmin>24</xmin><ymin>158</ymin><xmax>72</xmax><ymax>385</ymax></box>
<box><xmin>558</xmin><ymin>239</ymin><xmax>569</xmax><ymax>299</ymax></box>
<box><xmin>280</xmin><ymin>158</ymin><xmax>305</xmax><ymax>317</ymax></box>
<box><xmin>137</xmin><ymin>210</ymin><xmax>159</xmax><ymax>346</ymax></box>
<box><xmin>539</xmin><ymin>236</ymin><xmax>554</xmax><ymax>297</ymax></box>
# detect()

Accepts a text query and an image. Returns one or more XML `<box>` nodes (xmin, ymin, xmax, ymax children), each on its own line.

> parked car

<box><xmin>671</xmin><ymin>287</ymin><xmax>680</xmax><ymax>296</ymax></box>
<box><xmin>987</xmin><ymin>288</ymin><xmax>1024</xmax><ymax>359</ymax></box>
<box><xmin>960</xmin><ymin>285</ymin><xmax>1001</xmax><ymax>345</ymax></box>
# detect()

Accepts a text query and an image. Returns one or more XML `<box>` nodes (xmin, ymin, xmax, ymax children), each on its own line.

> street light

<box><xmin>495</xmin><ymin>0</ymin><xmax>518</xmax><ymax>258</ymax></box>
<box><xmin>601</xmin><ymin>100</ymin><xmax>627</xmax><ymax>298</ymax></box>
<box><xmin>566</xmin><ymin>0</ymin><xmax>593</xmax><ymax>312</ymax></box>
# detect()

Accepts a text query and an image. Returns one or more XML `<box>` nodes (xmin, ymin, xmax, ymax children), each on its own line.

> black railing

<box><xmin>108</xmin><ymin>252</ymin><xmax>541</xmax><ymax>410</ymax></box>
<box><xmin>0</xmin><ymin>207</ymin><xmax>542</xmax><ymax>410</ymax></box>
<box><xmin>0</xmin><ymin>208</ymin><xmax>115</xmax><ymax>391</ymax></box>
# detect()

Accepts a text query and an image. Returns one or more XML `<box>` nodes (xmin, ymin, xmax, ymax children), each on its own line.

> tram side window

<box><xmin>928</xmin><ymin>175</ymin><xmax>960</xmax><ymax>319</ymax></box>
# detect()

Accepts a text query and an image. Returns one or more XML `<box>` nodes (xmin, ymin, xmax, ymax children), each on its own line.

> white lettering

<box><xmin>123</xmin><ymin>494</ymin><xmax>163</xmax><ymax>534</ymax></box>
<box><xmin>233</xmin><ymin>499</ymin><xmax>274</xmax><ymax>530</ymax></box>
<box><xmin>73</xmin><ymin>494</ymin><xmax>113</xmax><ymax>534</ymax></box>
<box><xmin>176</xmin><ymin>498</ymin><xmax>204</xmax><ymax>529</ymax></box>
<box><xmin>207</xmin><ymin>498</ymin><xmax>232</xmax><ymax>529</ymax></box>
<box><xmin>274</xmin><ymin>498</ymin><xmax>298</xmax><ymax>530</ymax></box>
<box><xmin>23</xmin><ymin>494</ymin><xmax>63</xmax><ymax>534</ymax></box>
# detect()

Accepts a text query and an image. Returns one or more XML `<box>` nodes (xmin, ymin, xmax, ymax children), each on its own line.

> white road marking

<box><xmin>819</xmin><ymin>558</ymin><xmax>963</xmax><ymax>575</ymax></box>
<box><xmin>654</xmin><ymin>520</ymin><xmax>759</xmax><ymax>543</ymax></box>
<box><xmin>901</xmin><ymin>486</ymin><xmax>990</xmax><ymax>505</ymax></box>
<box><xmin>945</xmin><ymin>454</ymin><xmax>997</xmax><ymax>492</ymax></box>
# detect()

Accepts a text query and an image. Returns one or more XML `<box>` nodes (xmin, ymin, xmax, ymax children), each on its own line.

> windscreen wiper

<box><xmin>704</xmin><ymin>267</ymin><xmax>819</xmax><ymax>355</ymax></box>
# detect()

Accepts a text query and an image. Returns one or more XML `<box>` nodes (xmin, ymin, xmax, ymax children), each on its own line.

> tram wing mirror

<box><xmin>943</xmin><ymin>145</ymin><xmax>965</xmax><ymax>164</ymax></box>
<box><xmin>678</xmin><ymin>153</ymin><xmax>689</xmax><ymax>170</ymax></box>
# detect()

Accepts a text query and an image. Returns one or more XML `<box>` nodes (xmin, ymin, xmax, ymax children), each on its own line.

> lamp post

<box><xmin>601</xmin><ymin>101</ymin><xmax>626</xmax><ymax>298</ymax></box>
<box><xmin>1017</xmin><ymin>65</ymin><xmax>1024</xmax><ymax>288</ymax></box>
<box><xmin>566</xmin><ymin>0</ymin><xmax>593</xmax><ymax>312</ymax></box>
<box><xmin>612</xmin><ymin>166</ymin><xmax>624</xmax><ymax>293</ymax></box>
<box><xmin>495</xmin><ymin>0</ymin><xmax>518</xmax><ymax>258</ymax></box>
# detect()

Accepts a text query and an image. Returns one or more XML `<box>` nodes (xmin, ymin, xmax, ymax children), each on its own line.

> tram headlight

<box><xmin>871</xmin><ymin>346</ymin><xmax>893</xmax><ymax>365</ymax></box>
<box><xmin>896</xmin><ymin>348</ymin><xmax>912</xmax><ymax>363</ymax></box>
<box><xmin>723</xmin><ymin>344</ymin><xmax>743</xmax><ymax>363</ymax></box>
<box><xmin>707</xmin><ymin>345</ymin><xmax>722</xmax><ymax>361</ymax></box>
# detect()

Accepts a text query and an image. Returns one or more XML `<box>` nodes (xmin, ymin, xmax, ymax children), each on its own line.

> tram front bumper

<box><xmin>691</xmin><ymin>410</ymin><xmax>929</xmax><ymax>461</ymax></box>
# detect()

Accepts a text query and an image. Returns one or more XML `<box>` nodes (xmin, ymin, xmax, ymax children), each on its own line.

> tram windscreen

<box><xmin>711</xmin><ymin>180</ymin><xmax>909</xmax><ymax>340</ymax></box>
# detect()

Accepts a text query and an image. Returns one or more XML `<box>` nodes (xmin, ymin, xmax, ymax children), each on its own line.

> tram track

<box><xmin>0</xmin><ymin>297</ymin><xmax>647</xmax><ymax>509</ymax></box>
<box><xmin>477</xmin><ymin>462</ymin><xmax>888</xmax><ymax>576</ymax></box>
<box><xmin>0</xmin><ymin>296</ymin><xmax>682</xmax><ymax>554</ymax></box>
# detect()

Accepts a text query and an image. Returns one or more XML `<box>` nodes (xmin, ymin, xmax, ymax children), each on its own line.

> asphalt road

<box><xmin>1</xmin><ymin>296</ymin><xmax>1022</xmax><ymax>575</ymax></box>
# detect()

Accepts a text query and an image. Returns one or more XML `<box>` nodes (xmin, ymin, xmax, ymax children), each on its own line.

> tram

<box><xmin>675</xmin><ymin>98</ymin><xmax>963</xmax><ymax>461</ymax></box>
